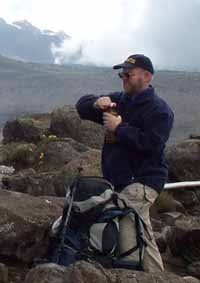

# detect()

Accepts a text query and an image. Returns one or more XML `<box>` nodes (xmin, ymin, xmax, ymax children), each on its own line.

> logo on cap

<box><xmin>125</xmin><ymin>58</ymin><xmax>136</xmax><ymax>64</ymax></box>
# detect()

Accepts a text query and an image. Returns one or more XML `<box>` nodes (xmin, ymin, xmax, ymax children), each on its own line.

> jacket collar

<box><xmin>123</xmin><ymin>85</ymin><xmax>155</xmax><ymax>105</ymax></box>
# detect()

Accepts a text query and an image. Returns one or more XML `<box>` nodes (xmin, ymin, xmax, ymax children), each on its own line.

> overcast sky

<box><xmin>1</xmin><ymin>0</ymin><xmax>200</xmax><ymax>70</ymax></box>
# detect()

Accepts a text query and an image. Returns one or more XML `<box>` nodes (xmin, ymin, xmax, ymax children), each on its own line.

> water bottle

<box><xmin>104</xmin><ymin>103</ymin><xmax>118</xmax><ymax>144</ymax></box>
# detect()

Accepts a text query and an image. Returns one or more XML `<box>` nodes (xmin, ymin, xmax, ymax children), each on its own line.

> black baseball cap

<box><xmin>113</xmin><ymin>54</ymin><xmax>154</xmax><ymax>74</ymax></box>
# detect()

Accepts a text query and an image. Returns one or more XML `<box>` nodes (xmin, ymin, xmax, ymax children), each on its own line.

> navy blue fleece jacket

<box><xmin>76</xmin><ymin>86</ymin><xmax>174</xmax><ymax>193</ymax></box>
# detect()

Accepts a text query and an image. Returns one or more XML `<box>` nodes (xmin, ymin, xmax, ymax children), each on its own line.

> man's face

<box><xmin>119</xmin><ymin>67</ymin><xmax>146</xmax><ymax>95</ymax></box>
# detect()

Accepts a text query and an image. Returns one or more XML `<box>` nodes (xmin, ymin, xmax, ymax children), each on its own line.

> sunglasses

<box><xmin>118</xmin><ymin>71</ymin><xmax>133</xmax><ymax>79</ymax></box>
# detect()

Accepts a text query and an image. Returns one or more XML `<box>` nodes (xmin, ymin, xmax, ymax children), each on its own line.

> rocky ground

<box><xmin>0</xmin><ymin>106</ymin><xmax>200</xmax><ymax>282</ymax></box>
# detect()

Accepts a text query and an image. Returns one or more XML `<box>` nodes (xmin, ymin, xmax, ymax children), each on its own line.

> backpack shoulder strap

<box><xmin>111</xmin><ymin>193</ymin><xmax>151</xmax><ymax>270</ymax></box>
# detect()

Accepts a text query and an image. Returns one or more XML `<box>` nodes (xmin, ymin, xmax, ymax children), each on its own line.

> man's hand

<box><xmin>103</xmin><ymin>112</ymin><xmax>122</xmax><ymax>132</ymax></box>
<box><xmin>93</xmin><ymin>97</ymin><xmax>116</xmax><ymax>110</ymax></box>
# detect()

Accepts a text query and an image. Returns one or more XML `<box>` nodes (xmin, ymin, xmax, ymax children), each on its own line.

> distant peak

<box><xmin>42</xmin><ymin>29</ymin><xmax>70</xmax><ymax>40</ymax></box>
<box><xmin>13</xmin><ymin>20</ymin><xmax>32</xmax><ymax>27</ymax></box>
<box><xmin>43</xmin><ymin>29</ymin><xmax>55</xmax><ymax>36</ymax></box>
<box><xmin>56</xmin><ymin>30</ymin><xmax>71</xmax><ymax>40</ymax></box>
<box><xmin>12</xmin><ymin>20</ymin><xmax>40</xmax><ymax>32</ymax></box>
<box><xmin>0</xmin><ymin>18</ymin><xmax>7</xmax><ymax>25</ymax></box>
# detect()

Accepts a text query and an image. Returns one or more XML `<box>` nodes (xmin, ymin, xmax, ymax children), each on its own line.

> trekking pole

<box><xmin>164</xmin><ymin>181</ymin><xmax>200</xmax><ymax>190</ymax></box>
<box><xmin>52</xmin><ymin>167</ymin><xmax>82</xmax><ymax>264</ymax></box>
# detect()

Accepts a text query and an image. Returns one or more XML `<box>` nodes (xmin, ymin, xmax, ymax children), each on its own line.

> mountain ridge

<box><xmin>0</xmin><ymin>18</ymin><xmax>70</xmax><ymax>63</ymax></box>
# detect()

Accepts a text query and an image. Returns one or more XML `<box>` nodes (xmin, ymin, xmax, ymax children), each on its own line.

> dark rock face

<box><xmin>168</xmin><ymin>218</ymin><xmax>200</xmax><ymax>263</ymax></box>
<box><xmin>0</xmin><ymin>189</ymin><xmax>62</xmax><ymax>262</ymax></box>
<box><xmin>24</xmin><ymin>261</ymin><xmax>194</xmax><ymax>283</ymax></box>
<box><xmin>172</xmin><ymin>188</ymin><xmax>200</xmax><ymax>215</ymax></box>
<box><xmin>165</xmin><ymin>139</ymin><xmax>200</xmax><ymax>215</ymax></box>
<box><xmin>3</xmin><ymin>114</ymin><xmax>51</xmax><ymax>144</ymax></box>
<box><xmin>2</xmin><ymin>148</ymin><xmax>101</xmax><ymax>197</ymax></box>
<box><xmin>63</xmin><ymin>149</ymin><xmax>102</xmax><ymax>183</ymax></box>
<box><xmin>50</xmin><ymin>106</ymin><xmax>105</xmax><ymax>149</ymax></box>
<box><xmin>1</xmin><ymin>142</ymin><xmax>37</xmax><ymax>170</ymax></box>
<box><xmin>166</xmin><ymin>139</ymin><xmax>200</xmax><ymax>181</ymax></box>
<box><xmin>2</xmin><ymin>169</ymin><xmax>69</xmax><ymax>196</ymax></box>
<box><xmin>187</xmin><ymin>261</ymin><xmax>200</xmax><ymax>279</ymax></box>
<box><xmin>24</xmin><ymin>263</ymin><xmax>71</xmax><ymax>283</ymax></box>
<box><xmin>34</xmin><ymin>140</ymin><xmax>81</xmax><ymax>171</ymax></box>
<box><xmin>0</xmin><ymin>263</ymin><xmax>8</xmax><ymax>283</ymax></box>
<box><xmin>183</xmin><ymin>276</ymin><xmax>200</xmax><ymax>283</ymax></box>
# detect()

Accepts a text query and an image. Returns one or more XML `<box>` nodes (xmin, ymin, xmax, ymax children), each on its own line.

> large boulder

<box><xmin>2</xmin><ymin>113</ymin><xmax>51</xmax><ymax>144</ymax></box>
<box><xmin>183</xmin><ymin>277</ymin><xmax>200</xmax><ymax>283</ymax></box>
<box><xmin>155</xmin><ymin>191</ymin><xmax>185</xmax><ymax>214</ymax></box>
<box><xmin>168</xmin><ymin>217</ymin><xmax>200</xmax><ymax>263</ymax></box>
<box><xmin>0</xmin><ymin>142</ymin><xmax>37</xmax><ymax>170</ymax></box>
<box><xmin>34</xmin><ymin>139</ymin><xmax>82</xmax><ymax>172</ymax></box>
<box><xmin>0</xmin><ymin>138</ymin><xmax>89</xmax><ymax>173</ymax></box>
<box><xmin>0</xmin><ymin>263</ymin><xmax>8</xmax><ymax>283</ymax></box>
<box><xmin>50</xmin><ymin>105</ymin><xmax>105</xmax><ymax>149</ymax></box>
<box><xmin>24</xmin><ymin>263</ymin><xmax>71</xmax><ymax>283</ymax></box>
<box><xmin>24</xmin><ymin>261</ymin><xmax>195</xmax><ymax>283</ymax></box>
<box><xmin>2</xmin><ymin>148</ymin><xmax>101</xmax><ymax>197</ymax></box>
<box><xmin>62</xmin><ymin>148</ymin><xmax>102</xmax><ymax>185</ymax></box>
<box><xmin>32</xmin><ymin>137</ymin><xmax>90</xmax><ymax>172</ymax></box>
<box><xmin>187</xmin><ymin>262</ymin><xmax>200</xmax><ymax>279</ymax></box>
<box><xmin>2</xmin><ymin>168</ymin><xmax>68</xmax><ymax>196</ymax></box>
<box><xmin>171</xmin><ymin>187</ymin><xmax>200</xmax><ymax>215</ymax></box>
<box><xmin>0</xmin><ymin>189</ymin><xmax>63</xmax><ymax>263</ymax></box>
<box><xmin>165</xmin><ymin>139</ymin><xmax>200</xmax><ymax>215</ymax></box>
<box><xmin>166</xmin><ymin>139</ymin><xmax>200</xmax><ymax>181</ymax></box>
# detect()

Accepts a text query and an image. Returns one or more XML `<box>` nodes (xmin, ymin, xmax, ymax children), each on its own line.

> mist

<box><xmin>1</xmin><ymin>0</ymin><xmax>200</xmax><ymax>70</ymax></box>
<box><xmin>52</xmin><ymin>0</ymin><xmax>200</xmax><ymax>71</ymax></box>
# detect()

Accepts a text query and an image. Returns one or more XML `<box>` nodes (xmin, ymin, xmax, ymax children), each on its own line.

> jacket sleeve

<box><xmin>115</xmin><ymin>109</ymin><xmax>174</xmax><ymax>153</ymax></box>
<box><xmin>76</xmin><ymin>92</ymin><xmax>122</xmax><ymax>125</ymax></box>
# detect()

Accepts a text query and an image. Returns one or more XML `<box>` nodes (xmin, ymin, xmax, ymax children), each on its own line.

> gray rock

<box><xmin>0</xmin><ymin>189</ymin><xmax>62</xmax><ymax>262</ymax></box>
<box><xmin>0</xmin><ymin>165</ymin><xmax>15</xmax><ymax>174</ymax></box>
<box><xmin>24</xmin><ymin>260</ymin><xmax>193</xmax><ymax>283</ymax></box>
<box><xmin>2</xmin><ymin>169</ymin><xmax>68</xmax><ymax>196</ymax></box>
<box><xmin>168</xmin><ymin>217</ymin><xmax>200</xmax><ymax>263</ymax></box>
<box><xmin>154</xmin><ymin>232</ymin><xmax>167</xmax><ymax>253</ymax></box>
<box><xmin>161</xmin><ymin>225</ymin><xmax>173</xmax><ymax>243</ymax></box>
<box><xmin>3</xmin><ymin>113</ymin><xmax>51</xmax><ymax>144</ymax></box>
<box><xmin>35</xmin><ymin>140</ymin><xmax>81</xmax><ymax>171</ymax></box>
<box><xmin>1</xmin><ymin>137</ymin><xmax>89</xmax><ymax>173</ymax></box>
<box><xmin>24</xmin><ymin>263</ymin><xmax>71</xmax><ymax>283</ymax></box>
<box><xmin>160</xmin><ymin>212</ymin><xmax>186</xmax><ymax>226</ymax></box>
<box><xmin>183</xmin><ymin>276</ymin><xmax>200</xmax><ymax>283</ymax></box>
<box><xmin>0</xmin><ymin>263</ymin><xmax>8</xmax><ymax>283</ymax></box>
<box><xmin>187</xmin><ymin>261</ymin><xmax>200</xmax><ymax>279</ymax></box>
<box><xmin>151</xmin><ymin>218</ymin><xmax>162</xmax><ymax>232</ymax></box>
<box><xmin>155</xmin><ymin>191</ymin><xmax>185</xmax><ymax>213</ymax></box>
<box><xmin>172</xmin><ymin>189</ymin><xmax>199</xmax><ymax>209</ymax></box>
<box><xmin>0</xmin><ymin>165</ymin><xmax>15</xmax><ymax>190</ymax></box>
<box><xmin>2</xmin><ymin>148</ymin><xmax>101</xmax><ymax>196</ymax></box>
<box><xmin>0</xmin><ymin>142</ymin><xmax>37</xmax><ymax>170</ymax></box>
<box><xmin>56</xmin><ymin>137</ymin><xmax>90</xmax><ymax>153</ymax></box>
<box><xmin>50</xmin><ymin>105</ymin><xmax>105</xmax><ymax>149</ymax></box>
<box><xmin>62</xmin><ymin>148</ymin><xmax>102</xmax><ymax>185</ymax></box>
<box><xmin>166</xmin><ymin>139</ymin><xmax>200</xmax><ymax>181</ymax></box>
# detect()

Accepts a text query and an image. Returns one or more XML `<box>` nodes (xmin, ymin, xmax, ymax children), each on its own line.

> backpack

<box><xmin>49</xmin><ymin>176</ymin><xmax>149</xmax><ymax>271</ymax></box>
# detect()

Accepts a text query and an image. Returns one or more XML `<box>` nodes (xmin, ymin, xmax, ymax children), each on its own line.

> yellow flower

<box><xmin>39</xmin><ymin>152</ymin><xmax>44</xmax><ymax>160</ymax></box>
<box><xmin>48</xmin><ymin>135</ymin><xmax>57</xmax><ymax>141</ymax></box>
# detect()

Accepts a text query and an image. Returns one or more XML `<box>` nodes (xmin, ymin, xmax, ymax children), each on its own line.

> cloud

<box><xmin>51</xmin><ymin>0</ymin><xmax>200</xmax><ymax>70</ymax></box>
<box><xmin>138</xmin><ymin>0</ymin><xmax>200</xmax><ymax>70</ymax></box>
<box><xmin>1</xmin><ymin>0</ymin><xmax>200</xmax><ymax>70</ymax></box>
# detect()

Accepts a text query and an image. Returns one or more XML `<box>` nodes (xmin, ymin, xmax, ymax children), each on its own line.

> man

<box><xmin>76</xmin><ymin>54</ymin><xmax>174</xmax><ymax>272</ymax></box>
